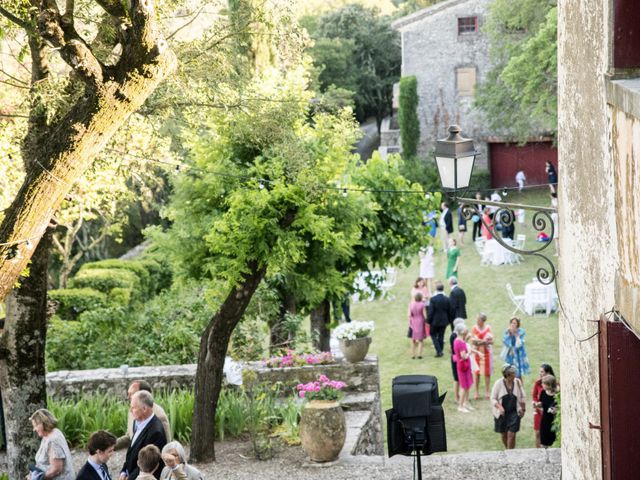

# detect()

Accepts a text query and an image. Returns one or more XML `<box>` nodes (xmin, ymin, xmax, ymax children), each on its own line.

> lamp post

<box><xmin>434</xmin><ymin>125</ymin><xmax>558</xmax><ymax>285</ymax></box>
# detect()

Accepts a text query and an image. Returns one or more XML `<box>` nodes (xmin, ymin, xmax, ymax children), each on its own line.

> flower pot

<box><xmin>338</xmin><ymin>336</ymin><xmax>372</xmax><ymax>363</ymax></box>
<box><xmin>299</xmin><ymin>400</ymin><xmax>346</xmax><ymax>462</ymax></box>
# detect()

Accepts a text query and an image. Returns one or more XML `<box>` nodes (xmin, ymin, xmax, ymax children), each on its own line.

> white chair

<box><xmin>506</xmin><ymin>283</ymin><xmax>526</xmax><ymax>316</ymax></box>
<box><xmin>380</xmin><ymin>268</ymin><xmax>397</xmax><ymax>300</ymax></box>
<box><xmin>514</xmin><ymin>234</ymin><xmax>526</xmax><ymax>262</ymax></box>
<box><xmin>528</xmin><ymin>285</ymin><xmax>552</xmax><ymax>317</ymax></box>
<box><xmin>502</xmin><ymin>239</ymin><xmax>520</xmax><ymax>265</ymax></box>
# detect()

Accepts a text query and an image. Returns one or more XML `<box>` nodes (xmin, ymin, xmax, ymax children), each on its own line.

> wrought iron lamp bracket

<box><xmin>456</xmin><ymin>196</ymin><xmax>558</xmax><ymax>285</ymax></box>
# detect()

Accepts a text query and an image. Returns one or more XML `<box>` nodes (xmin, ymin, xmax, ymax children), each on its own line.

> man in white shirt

<box><xmin>515</xmin><ymin>171</ymin><xmax>526</xmax><ymax>192</ymax></box>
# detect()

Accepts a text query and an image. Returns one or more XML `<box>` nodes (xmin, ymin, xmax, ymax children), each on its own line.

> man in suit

<box><xmin>120</xmin><ymin>391</ymin><xmax>167</xmax><ymax>480</ymax></box>
<box><xmin>116</xmin><ymin>380</ymin><xmax>171</xmax><ymax>450</ymax></box>
<box><xmin>449</xmin><ymin>277</ymin><xmax>467</xmax><ymax>320</ymax></box>
<box><xmin>76</xmin><ymin>430</ymin><xmax>117</xmax><ymax>480</ymax></box>
<box><xmin>427</xmin><ymin>281</ymin><xmax>453</xmax><ymax>357</ymax></box>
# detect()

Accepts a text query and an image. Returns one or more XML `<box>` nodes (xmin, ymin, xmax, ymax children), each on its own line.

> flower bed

<box><xmin>263</xmin><ymin>350</ymin><xmax>334</xmax><ymax>369</ymax></box>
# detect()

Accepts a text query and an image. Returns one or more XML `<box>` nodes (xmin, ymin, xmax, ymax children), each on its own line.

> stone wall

<box><xmin>557</xmin><ymin>1</ymin><xmax>612</xmax><ymax>478</ymax></box>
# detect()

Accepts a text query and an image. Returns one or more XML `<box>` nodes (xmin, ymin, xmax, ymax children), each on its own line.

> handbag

<box><xmin>459</xmin><ymin>357</ymin><xmax>471</xmax><ymax>372</ymax></box>
<box><xmin>407</xmin><ymin>327</ymin><xmax>413</xmax><ymax>338</ymax></box>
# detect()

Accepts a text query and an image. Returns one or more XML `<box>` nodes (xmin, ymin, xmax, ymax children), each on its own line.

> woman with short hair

<box><xmin>491</xmin><ymin>364</ymin><xmax>526</xmax><ymax>449</ymax></box>
<box><xmin>29</xmin><ymin>408</ymin><xmax>75</xmax><ymax>480</ymax></box>
<box><xmin>160</xmin><ymin>441</ymin><xmax>203</xmax><ymax>480</ymax></box>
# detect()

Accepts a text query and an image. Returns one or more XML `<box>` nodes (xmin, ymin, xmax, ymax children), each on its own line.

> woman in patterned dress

<box><xmin>472</xmin><ymin>313</ymin><xmax>494</xmax><ymax>399</ymax></box>
<box><xmin>501</xmin><ymin>317</ymin><xmax>531</xmax><ymax>378</ymax></box>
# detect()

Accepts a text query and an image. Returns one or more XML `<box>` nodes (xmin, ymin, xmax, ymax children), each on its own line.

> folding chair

<box><xmin>380</xmin><ymin>268</ymin><xmax>397</xmax><ymax>300</ymax></box>
<box><xmin>506</xmin><ymin>283</ymin><xmax>526</xmax><ymax>316</ymax></box>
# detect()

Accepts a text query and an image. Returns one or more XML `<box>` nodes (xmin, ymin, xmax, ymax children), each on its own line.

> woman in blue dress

<box><xmin>501</xmin><ymin>317</ymin><xmax>530</xmax><ymax>378</ymax></box>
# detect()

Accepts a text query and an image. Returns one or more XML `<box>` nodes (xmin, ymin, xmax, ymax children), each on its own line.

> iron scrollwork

<box><xmin>458</xmin><ymin>197</ymin><xmax>557</xmax><ymax>285</ymax></box>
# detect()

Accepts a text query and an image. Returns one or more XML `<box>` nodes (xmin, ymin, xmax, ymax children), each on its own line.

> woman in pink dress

<box><xmin>453</xmin><ymin>323</ymin><xmax>474</xmax><ymax>412</ymax></box>
<box><xmin>408</xmin><ymin>291</ymin><xmax>428</xmax><ymax>359</ymax></box>
<box><xmin>481</xmin><ymin>208</ymin><xmax>493</xmax><ymax>240</ymax></box>
<box><xmin>410</xmin><ymin>277</ymin><xmax>430</xmax><ymax>303</ymax></box>
<box><xmin>472</xmin><ymin>313</ymin><xmax>494</xmax><ymax>400</ymax></box>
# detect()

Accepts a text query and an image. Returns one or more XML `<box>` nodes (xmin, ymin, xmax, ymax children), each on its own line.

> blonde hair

<box><xmin>29</xmin><ymin>409</ymin><xmax>57</xmax><ymax>433</ymax></box>
<box><xmin>542</xmin><ymin>374</ymin><xmax>557</xmax><ymax>390</ymax></box>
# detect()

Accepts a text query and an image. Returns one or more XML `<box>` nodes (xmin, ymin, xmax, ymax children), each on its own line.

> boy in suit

<box><xmin>76</xmin><ymin>430</ymin><xmax>117</xmax><ymax>480</ymax></box>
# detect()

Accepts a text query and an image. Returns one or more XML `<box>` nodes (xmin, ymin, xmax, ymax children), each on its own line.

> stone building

<box><xmin>558</xmin><ymin>0</ymin><xmax>640</xmax><ymax>479</ymax></box>
<box><xmin>391</xmin><ymin>0</ymin><xmax>557</xmax><ymax>187</ymax></box>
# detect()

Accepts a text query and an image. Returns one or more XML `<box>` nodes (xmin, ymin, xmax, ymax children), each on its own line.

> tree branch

<box><xmin>37</xmin><ymin>1</ymin><xmax>105</xmax><ymax>90</ymax></box>
<box><xmin>0</xmin><ymin>6</ymin><xmax>28</xmax><ymax>29</ymax></box>
<box><xmin>94</xmin><ymin>0</ymin><xmax>127</xmax><ymax>19</ymax></box>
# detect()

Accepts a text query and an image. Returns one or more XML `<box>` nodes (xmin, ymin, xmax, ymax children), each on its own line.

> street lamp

<box><xmin>434</xmin><ymin>125</ymin><xmax>477</xmax><ymax>193</ymax></box>
<box><xmin>434</xmin><ymin>125</ymin><xmax>558</xmax><ymax>285</ymax></box>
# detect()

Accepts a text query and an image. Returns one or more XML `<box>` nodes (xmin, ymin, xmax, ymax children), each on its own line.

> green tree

<box><xmin>398</xmin><ymin>76</ymin><xmax>420</xmax><ymax>158</ymax></box>
<box><xmin>474</xmin><ymin>0</ymin><xmax>557</xmax><ymax>141</ymax></box>
<box><xmin>0</xmin><ymin>2</ymin><xmax>175</xmax><ymax>475</ymax></box>
<box><xmin>310</xmin><ymin>4</ymin><xmax>401</xmax><ymax>130</ymax></box>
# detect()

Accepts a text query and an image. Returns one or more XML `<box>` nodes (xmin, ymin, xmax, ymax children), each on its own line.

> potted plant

<box><xmin>296</xmin><ymin>375</ymin><xmax>347</xmax><ymax>462</ymax></box>
<box><xmin>334</xmin><ymin>321</ymin><xmax>375</xmax><ymax>363</ymax></box>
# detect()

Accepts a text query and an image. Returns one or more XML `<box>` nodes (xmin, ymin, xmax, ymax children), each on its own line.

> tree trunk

<box><xmin>310</xmin><ymin>299</ymin><xmax>331</xmax><ymax>352</ymax></box>
<box><xmin>189</xmin><ymin>260</ymin><xmax>267</xmax><ymax>462</ymax></box>
<box><xmin>0</xmin><ymin>230</ymin><xmax>52</xmax><ymax>478</ymax></box>
<box><xmin>269</xmin><ymin>290</ymin><xmax>296</xmax><ymax>353</ymax></box>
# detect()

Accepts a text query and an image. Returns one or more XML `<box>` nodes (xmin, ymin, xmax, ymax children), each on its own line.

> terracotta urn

<box><xmin>299</xmin><ymin>400</ymin><xmax>346</xmax><ymax>462</ymax></box>
<box><xmin>338</xmin><ymin>336</ymin><xmax>372</xmax><ymax>363</ymax></box>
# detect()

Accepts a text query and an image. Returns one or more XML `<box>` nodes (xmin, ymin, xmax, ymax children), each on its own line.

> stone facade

<box><xmin>558</xmin><ymin>1</ymin><xmax>640</xmax><ymax>478</ymax></box>
<box><xmin>392</xmin><ymin>0</ymin><xmax>491</xmax><ymax>167</ymax></box>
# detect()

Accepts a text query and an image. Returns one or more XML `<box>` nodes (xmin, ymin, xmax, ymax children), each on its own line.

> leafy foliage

<box><xmin>46</xmin><ymin>285</ymin><xmax>212</xmax><ymax>371</ymax></box>
<box><xmin>398</xmin><ymin>76</ymin><xmax>420</xmax><ymax>158</ymax></box>
<box><xmin>47</xmin><ymin>384</ymin><xmax>300</xmax><ymax>448</ymax></box>
<box><xmin>475</xmin><ymin>0</ymin><xmax>557</xmax><ymax>141</ymax></box>
<box><xmin>307</xmin><ymin>4</ymin><xmax>401</xmax><ymax>125</ymax></box>
<box><xmin>68</xmin><ymin>268</ymin><xmax>141</xmax><ymax>297</ymax></box>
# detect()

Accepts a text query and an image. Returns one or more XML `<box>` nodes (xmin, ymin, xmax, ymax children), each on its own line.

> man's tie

<box><xmin>99</xmin><ymin>464</ymin><xmax>111</xmax><ymax>480</ymax></box>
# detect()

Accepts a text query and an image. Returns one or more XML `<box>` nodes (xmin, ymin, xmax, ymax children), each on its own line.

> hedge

<box><xmin>108</xmin><ymin>287</ymin><xmax>133</xmax><ymax>308</ymax></box>
<box><xmin>81</xmin><ymin>258</ymin><xmax>170</xmax><ymax>295</ymax></box>
<box><xmin>68</xmin><ymin>268</ymin><xmax>141</xmax><ymax>296</ymax></box>
<box><xmin>398</xmin><ymin>75</ymin><xmax>420</xmax><ymax>159</ymax></box>
<box><xmin>49</xmin><ymin>288</ymin><xmax>108</xmax><ymax>320</ymax></box>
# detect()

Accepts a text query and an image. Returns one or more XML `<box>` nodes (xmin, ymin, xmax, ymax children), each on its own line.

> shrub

<box><xmin>108</xmin><ymin>287</ymin><xmax>132</xmax><ymax>308</ymax></box>
<box><xmin>48</xmin><ymin>288</ymin><xmax>108</xmax><ymax>320</ymax></box>
<box><xmin>82</xmin><ymin>259</ymin><xmax>151</xmax><ymax>293</ymax></box>
<box><xmin>69</xmin><ymin>268</ymin><xmax>141</xmax><ymax>296</ymax></box>
<box><xmin>398</xmin><ymin>75</ymin><xmax>420</xmax><ymax>159</ymax></box>
<box><xmin>47</xmin><ymin>385</ymin><xmax>302</xmax><ymax>448</ymax></box>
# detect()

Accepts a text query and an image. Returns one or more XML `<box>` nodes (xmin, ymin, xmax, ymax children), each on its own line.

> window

<box><xmin>613</xmin><ymin>0</ymin><xmax>640</xmax><ymax>68</ymax></box>
<box><xmin>458</xmin><ymin>16</ymin><xmax>478</xmax><ymax>35</ymax></box>
<box><xmin>456</xmin><ymin>67</ymin><xmax>476</xmax><ymax>96</ymax></box>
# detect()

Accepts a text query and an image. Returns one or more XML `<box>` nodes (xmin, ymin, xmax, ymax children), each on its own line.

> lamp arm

<box><xmin>460</xmin><ymin>202</ymin><xmax>557</xmax><ymax>285</ymax></box>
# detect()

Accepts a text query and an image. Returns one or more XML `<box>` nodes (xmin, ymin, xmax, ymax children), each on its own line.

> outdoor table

<box><xmin>523</xmin><ymin>280</ymin><xmax>558</xmax><ymax>316</ymax></box>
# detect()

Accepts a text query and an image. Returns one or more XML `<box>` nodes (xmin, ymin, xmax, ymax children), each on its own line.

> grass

<box><xmin>351</xmin><ymin>188</ymin><xmax>559</xmax><ymax>453</ymax></box>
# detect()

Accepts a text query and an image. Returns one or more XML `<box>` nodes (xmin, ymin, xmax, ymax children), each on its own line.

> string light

<box><xmin>259</xmin><ymin>180</ymin><xmax>265</xmax><ymax>190</ymax></box>
<box><xmin>342</xmin><ymin>188</ymin><xmax>348</xmax><ymax>197</ymax></box>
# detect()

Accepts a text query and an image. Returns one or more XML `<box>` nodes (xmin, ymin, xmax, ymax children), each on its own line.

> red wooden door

<box><xmin>599</xmin><ymin>318</ymin><xmax>640</xmax><ymax>480</ymax></box>
<box><xmin>488</xmin><ymin>142</ymin><xmax>558</xmax><ymax>188</ymax></box>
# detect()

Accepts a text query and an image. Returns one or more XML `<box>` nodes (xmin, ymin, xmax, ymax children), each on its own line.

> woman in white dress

<box><xmin>419</xmin><ymin>246</ymin><xmax>435</xmax><ymax>293</ymax></box>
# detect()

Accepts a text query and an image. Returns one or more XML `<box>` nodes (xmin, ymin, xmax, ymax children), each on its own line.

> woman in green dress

<box><xmin>446</xmin><ymin>238</ymin><xmax>461</xmax><ymax>279</ymax></box>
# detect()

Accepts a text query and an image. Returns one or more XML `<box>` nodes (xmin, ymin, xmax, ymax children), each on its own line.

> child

<box><xmin>537</xmin><ymin>374</ymin><xmax>558</xmax><ymax>447</ymax></box>
<box><xmin>515</xmin><ymin>170</ymin><xmax>526</xmax><ymax>192</ymax></box>
<box><xmin>137</xmin><ymin>444</ymin><xmax>162</xmax><ymax>479</ymax></box>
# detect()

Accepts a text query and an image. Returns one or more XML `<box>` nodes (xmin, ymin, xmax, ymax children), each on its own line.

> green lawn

<box><xmin>351</xmin><ymin>188</ymin><xmax>559</xmax><ymax>453</ymax></box>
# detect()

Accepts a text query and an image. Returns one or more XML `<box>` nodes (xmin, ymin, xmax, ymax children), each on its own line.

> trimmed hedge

<box><xmin>81</xmin><ymin>258</ymin><xmax>170</xmax><ymax>295</ymax></box>
<box><xmin>68</xmin><ymin>268</ymin><xmax>141</xmax><ymax>295</ymax></box>
<box><xmin>49</xmin><ymin>288</ymin><xmax>108</xmax><ymax>320</ymax></box>
<box><xmin>108</xmin><ymin>287</ymin><xmax>133</xmax><ymax>308</ymax></box>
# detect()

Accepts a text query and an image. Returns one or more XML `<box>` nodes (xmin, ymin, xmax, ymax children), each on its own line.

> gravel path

<box><xmin>56</xmin><ymin>439</ymin><xmax>560</xmax><ymax>480</ymax></box>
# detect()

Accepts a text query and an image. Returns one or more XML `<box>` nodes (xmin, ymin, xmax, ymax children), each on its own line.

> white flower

<box><xmin>334</xmin><ymin>321</ymin><xmax>375</xmax><ymax>340</ymax></box>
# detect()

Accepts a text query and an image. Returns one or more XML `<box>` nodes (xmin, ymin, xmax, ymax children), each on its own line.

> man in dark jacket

<box><xmin>120</xmin><ymin>391</ymin><xmax>167</xmax><ymax>480</ymax></box>
<box><xmin>427</xmin><ymin>281</ymin><xmax>453</xmax><ymax>357</ymax></box>
<box><xmin>449</xmin><ymin>277</ymin><xmax>467</xmax><ymax>320</ymax></box>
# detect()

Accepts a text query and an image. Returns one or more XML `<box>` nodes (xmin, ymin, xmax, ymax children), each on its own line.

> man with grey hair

<box><xmin>120</xmin><ymin>391</ymin><xmax>167</xmax><ymax>480</ymax></box>
<box><xmin>116</xmin><ymin>380</ymin><xmax>171</xmax><ymax>450</ymax></box>
<box><xmin>449</xmin><ymin>276</ymin><xmax>467</xmax><ymax>320</ymax></box>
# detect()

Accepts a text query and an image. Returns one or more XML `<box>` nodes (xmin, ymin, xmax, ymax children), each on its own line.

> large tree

<box><xmin>308</xmin><ymin>4</ymin><xmax>401</xmax><ymax>130</ymax></box>
<box><xmin>0</xmin><ymin>1</ymin><xmax>175</xmax><ymax>474</ymax></box>
<box><xmin>474</xmin><ymin>0</ymin><xmax>557</xmax><ymax>141</ymax></box>
<box><xmin>150</xmin><ymin>70</ymin><xmax>368</xmax><ymax>460</ymax></box>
